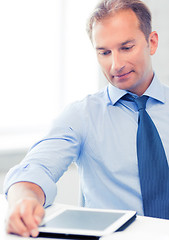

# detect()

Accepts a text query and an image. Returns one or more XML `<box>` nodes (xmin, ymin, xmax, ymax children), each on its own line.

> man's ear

<box><xmin>149</xmin><ymin>31</ymin><xmax>158</xmax><ymax>55</ymax></box>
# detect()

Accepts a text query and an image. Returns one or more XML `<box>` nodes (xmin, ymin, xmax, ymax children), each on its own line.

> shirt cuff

<box><xmin>3</xmin><ymin>163</ymin><xmax>57</xmax><ymax>208</ymax></box>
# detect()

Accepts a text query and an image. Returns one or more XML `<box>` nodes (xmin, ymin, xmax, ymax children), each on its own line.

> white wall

<box><xmin>144</xmin><ymin>0</ymin><xmax>169</xmax><ymax>85</ymax></box>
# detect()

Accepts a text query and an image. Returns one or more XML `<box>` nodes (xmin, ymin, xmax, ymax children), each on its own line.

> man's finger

<box><xmin>19</xmin><ymin>198</ymin><xmax>42</xmax><ymax>236</ymax></box>
<box><xmin>6</xmin><ymin>210</ymin><xmax>29</xmax><ymax>237</ymax></box>
<box><xmin>33</xmin><ymin>204</ymin><xmax>45</xmax><ymax>224</ymax></box>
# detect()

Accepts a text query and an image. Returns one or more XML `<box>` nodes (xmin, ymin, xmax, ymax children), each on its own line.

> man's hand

<box><xmin>6</xmin><ymin>182</ymin><xmax>45</xmax><ymax>237</ymax></box>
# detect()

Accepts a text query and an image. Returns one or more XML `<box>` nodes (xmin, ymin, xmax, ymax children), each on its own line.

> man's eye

<box><xmin>121</xmin><ymin>45</ymin><xmax>134</xmax><ymax>51</ymax></box>
<box><xmin>99</xmin><ymin>50</ymin><xmax>111</xmax><ymax>56</ymax></box>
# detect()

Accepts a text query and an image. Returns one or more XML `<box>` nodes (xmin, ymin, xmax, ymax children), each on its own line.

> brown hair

<box><xmin>86</xmin><ymin>0</ymin><xmax>152</xmax><ymax>42</ymax></box>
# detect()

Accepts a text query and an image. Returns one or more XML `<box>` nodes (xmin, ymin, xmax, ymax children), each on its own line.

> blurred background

<box><xmin>0</xmin><ymin>0</ymin><xmax>169</xmax><ymax>205</ymax></box>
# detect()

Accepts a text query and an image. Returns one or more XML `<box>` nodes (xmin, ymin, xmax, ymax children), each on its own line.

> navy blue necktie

<box><xmin>123</xmin><ymin>94</ymin><xmax>169</xmax><ymax>219</ymax></box>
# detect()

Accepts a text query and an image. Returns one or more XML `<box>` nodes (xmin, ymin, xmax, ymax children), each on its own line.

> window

<box><xmin>0</xmin><ymin>0</ymin><xmax>99</xmax><ymax>151</ymax></box>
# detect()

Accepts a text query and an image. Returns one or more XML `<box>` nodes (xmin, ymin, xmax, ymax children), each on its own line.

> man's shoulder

<box><xmin>163</xmin><ymin>82</ymin><xmax>169</xmax><ymax>91</ymax></box>
<box><xmin>69</xmin><ymin>86</ymin><xmax>109</xmax><ymax>109</ymax></box>
<box><xmin>162</xmin><ymin>82</ymin><xmax>169</xmax><ymax>99</ymax></box>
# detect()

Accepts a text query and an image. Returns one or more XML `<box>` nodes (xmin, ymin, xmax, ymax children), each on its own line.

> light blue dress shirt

<box><xmin>4</xmin><ymin>75</ymin><xmax>169</xmax><ymax>216</ymax></box>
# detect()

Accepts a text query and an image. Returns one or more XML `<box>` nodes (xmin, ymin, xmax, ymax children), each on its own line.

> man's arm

<box><xmin>6</xmin><ymin>182</ymin><xmax>45</xmax><ymax>237</ymax></box>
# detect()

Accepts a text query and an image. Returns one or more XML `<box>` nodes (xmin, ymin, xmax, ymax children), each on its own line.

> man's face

<box><xmin>92</xmin><ymin>10</ymin><xmax>158</xmax><ymax>96</ymax></box>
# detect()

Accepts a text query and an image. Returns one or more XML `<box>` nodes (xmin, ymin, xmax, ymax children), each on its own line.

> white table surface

<box><xmin>1</xmin><ymin>194</ymin><xmax>169</xmax><ymax>240</ymax></box>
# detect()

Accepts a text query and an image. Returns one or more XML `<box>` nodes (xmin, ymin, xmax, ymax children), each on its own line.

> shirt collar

<box><xmin>107</xmin><ymin>85</ymin><xmax>128</xmax><ymax>105</ymax></box>
<box><xmin>144</xmin><ymin>74</ymin><xmax>165</xmax><ymax>103</ymax></box>
<box><xmin>107</xmin><ymin>73</ymin><xmax>165</xmax><ymax>105</ymax></box>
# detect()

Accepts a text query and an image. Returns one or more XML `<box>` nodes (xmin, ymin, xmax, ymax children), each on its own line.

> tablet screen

<box><xmin>42</xmin><ymin>209</ymin><xmax>124</xmax><ymax>231</ymax></box>
<box><xmin>39</xmin><ymin>207</ymin><xmax>136</xmax><ymax>237</ymax></box>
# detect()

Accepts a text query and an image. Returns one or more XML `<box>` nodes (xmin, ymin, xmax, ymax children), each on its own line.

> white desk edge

<box><xmin>1</xmin><ymin>194</ymin><xmax>169</xmax><ymax>240</ymax></box>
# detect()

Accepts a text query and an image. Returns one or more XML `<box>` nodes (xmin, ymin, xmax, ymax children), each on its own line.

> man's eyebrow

<box><xmin>121</xmin><ymin>39</ymin><xmax>136</xmax><ymax>46</ymax></box>
<box><xmin>95</xmin><ymin>40</ymin><xmax>136</xmax><ymax>50</ymax></box>
<box><xmin>95</xmin><ymin>47</ymin><xmax>107</xmax><ymax>50</ymax></box>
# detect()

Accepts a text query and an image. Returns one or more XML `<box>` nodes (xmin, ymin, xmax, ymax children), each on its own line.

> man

<box><xmin>4</xmin><ymin>0</ymin><xmax>169</xmax><ymax>237</ymax></box>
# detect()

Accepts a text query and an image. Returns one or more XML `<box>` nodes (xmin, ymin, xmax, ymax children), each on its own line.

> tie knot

<box><xmin>121</xmin><ymin>94</ymin><xmax>149</xmax><ymax>111</ymax></box>
<box><xmin>134</xmin><ymin>95</ymin><xmax>149</xmax><ymax>111</ymax></box>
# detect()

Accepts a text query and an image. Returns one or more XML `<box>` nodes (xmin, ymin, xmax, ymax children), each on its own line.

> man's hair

<box><xmin>86</xmin><ymin>0</ymin><xmax>152</xmax><ymax>42</ymax></box>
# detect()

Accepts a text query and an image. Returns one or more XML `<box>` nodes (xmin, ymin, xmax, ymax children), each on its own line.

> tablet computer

<box><xmin>39</xmin><ymin>205</ymin><xmax>136</xmax><ymax>238</ymax></box>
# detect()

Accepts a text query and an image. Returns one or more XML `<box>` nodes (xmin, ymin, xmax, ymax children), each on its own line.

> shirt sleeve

<box><xmin>3</xmin><ymin>101</ymin><xmax>87</xmax><ymax>207</ymax></box>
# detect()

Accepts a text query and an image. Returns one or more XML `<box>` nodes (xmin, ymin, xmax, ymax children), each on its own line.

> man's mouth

<box><xmin>113</xmin><ymin>70</ymin><xmax>134</xmax><ymax>79</ymax></box>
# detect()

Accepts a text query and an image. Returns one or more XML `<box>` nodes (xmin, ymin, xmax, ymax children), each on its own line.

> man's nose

<box><xmin>110</xmin><ymin>52</ymin><xmax>125</xmax><ymax>74</ymax></box>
